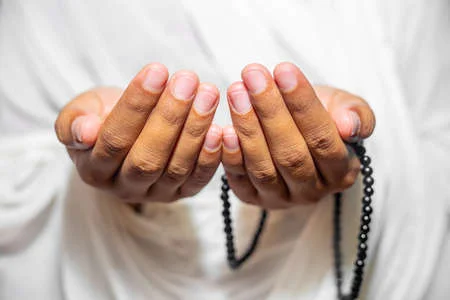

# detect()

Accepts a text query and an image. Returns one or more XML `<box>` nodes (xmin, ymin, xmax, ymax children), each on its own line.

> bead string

<box><xmin>220</xmin><ymin>141</ymin><xmax>373</xmax><ymax>300</ymax></box>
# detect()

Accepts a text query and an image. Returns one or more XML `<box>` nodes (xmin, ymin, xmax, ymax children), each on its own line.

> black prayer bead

<box><xmin>361</xmin><ymin>166</ymin><xmax>373</xmax><ymax>176</ymax></box>
<box><xmin>364</xmin><ymin>186</ymin><xmax>374</xmax><ymax>196</ymax></box>
<box><xmin>360</xmin><ymin>155</ymin><xmax>371</xmax><ymax>166</ymax></box>
<box><xmin>355</xmin><ymin>259</ymin><xmax>365</xmax><ymax>268</ymax></box>
<box><xmin>363</xmin><ymin>176</ymin><xmax>374</xmax><ymax>186</ymax></box>
<box><xmin>354</xmin><ymin>145</ymin><xmax>366</xmax><ymax>156</ymax></box>
<box><xmin>358</xmin><ymin>233</ymin><xmax>368</xmax><ymax>243</ymax></box>
<box><xmin>362</xmin><ymin>205</ymin><xmax>373</xmax><ymax>215</ymax></box>
<box><xmin>361</xmin><ymin>214</ymin><xmax>371</xmax><ymax>224</ymax></box>
<box><xmin>354</xmin><ymin>268</ymin><xmax>364</xmax><ymax>276</ymax></box>
<box><xmin>359</xmin><ymin>242</ymin><xmax>368</xmax><ymax>252</ymax></box>
<box><xmin>358</xmin><ymin>251</ymin><xmax>367</xmax><ymax>260</ymax></box>
<box><xmin>361</xmin><ymin>214</ymin><xmax>372</xmax><ymax>225</ymax></box>
<box><xmin>362</xmin><ymin>196</ymin><xmax>371</xmax><ymax>205</ymax></box>
<box><xmin>360</xmin><ymin>224</ymin><xmax>370</xmax><ymax>234</ymax></box>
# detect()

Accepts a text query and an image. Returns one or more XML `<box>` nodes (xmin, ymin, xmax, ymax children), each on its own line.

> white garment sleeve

<box><xmin>390</xmin><ymin>1</ymin><xmax>450</xmax><ymax>298</ymax></box>
<box><xmin>0</xmin><ymin>131</ymin><xmax>71</xmax><ymax>299</ymax></box>
<box><xmin>386</xmin><ymin>0</ymin><xmax>450</xmax><ymax>208</ymax></box>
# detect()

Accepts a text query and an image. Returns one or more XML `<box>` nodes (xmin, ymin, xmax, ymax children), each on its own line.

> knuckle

<box><xmin>158</xmin><ymin>106</ymin><xmax>185</xmax><ymax>126</ymax></box>
<box><xmin>193</xmin><ymin>162</ymin><xmax>218</xmax><ymax>183</ymax></box>
<box><xmin>123</xmin><ymin>94</ymin><xmax>150</xmax><ymax>114</ymax></box>
<box><xmin>288</xmin><ymin>96</ymin><xmax>314</xmax><ymax>115</ymax></box>
<box><xmin>99</xmin><ymin>129</ymin><xmax>129</xmax><ymax>158</ymax></box>
<box><xmin>307</xmin><ymin>129</ymin><xmax>341</xmax><ymax>157</ymax></box>
<box><xmin>276</xmin><ymin>147</ymin><xmax>308</xmax><ymax>171</ymax></box>
<box><xmin>165</xmin><ymin>163</ymin><xmax>191</xmax><ymax>183</ymax></box>
<box><xmin>250</xmin><ymin>164</ymin><xmax>278</xmax><ymax>185</ymax></box>
<box><xmin>309</xmin><ymin>134</ymin><xmax>334</xmax><ymax>153</ymax></box>
<box><xmin>126</xmin><ymin>156</ymin><xmax>163</xmax><ymax>179</ymax></box>
<box><xmin>235</xmin><ymin>123</ymin><xmax>257</xmax><ymax>140</ymax></box>
<box><xmin>185</xmin><ymin>122</ymin><xmax>207</xmax><ymax>139</ymax></box>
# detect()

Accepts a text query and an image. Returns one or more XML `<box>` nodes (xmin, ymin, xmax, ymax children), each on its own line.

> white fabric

<box><xmin>0</xmin><ymin>0</ymin><xmax>449</xmax><ymax>299</ymax></box>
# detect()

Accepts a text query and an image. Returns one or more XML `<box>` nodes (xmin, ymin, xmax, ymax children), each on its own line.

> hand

<box><xmin>55</xmin><ymin>63</ymin><xmax>222</xmax><ymax>203</ymax></box>
<box><xmin>221</xmin><ymin>63</ymin><xmax>375</xmax><ymax>209</ymax></box>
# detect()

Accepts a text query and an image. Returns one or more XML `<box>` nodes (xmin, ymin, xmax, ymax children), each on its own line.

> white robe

<box><xmin>0</xmin><ymin>0</ymin><xmax>449</xmax><ymax>299</ymax></box>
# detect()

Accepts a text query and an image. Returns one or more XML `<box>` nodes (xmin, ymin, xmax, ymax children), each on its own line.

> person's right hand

<box><xmin>55</xmin><ymin>63</ymin><xmax>222</xmax><ymax>203</ymax></box>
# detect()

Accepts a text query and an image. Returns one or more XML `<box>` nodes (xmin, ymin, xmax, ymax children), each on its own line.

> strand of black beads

<box><xmin>220</xmin><ymin>174</ymin><xmax>268</xmax><ymax>270</ymax></box>
<box><xmin>333</xmin><ymin>192</ymin><xmax>344</xmax><ymax>299</ymax></box>
<box><xmin>334</xmin><ymin>141</ymin><xmax>374</xmax><ymax>300</ymax></box>
<box><xmin>220</xmin><ymin>141</ymin><xmax>374</xmax><ymax>300</ymax></box>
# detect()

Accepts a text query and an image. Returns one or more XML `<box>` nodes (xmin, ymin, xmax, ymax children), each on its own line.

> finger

<box><xmin>179</xmin><ymin>124</ymin><xmax>223</xmax><ymax>198</ymax></box>
<box><xmin>54</xmin><ymin>90</ymin><xmax>105</xmax><ymax>150</ymax></box>
<box><xmin>221</xmin><ymin>125</ymin><xmax>258</xmax><ymax>205</ymax></box>
<box><xmin>241</xmin><ymin>63</ymin><xmax>316</xmax><ymax>193</ymax></box>
<box><xmin>117</xmin><ymin>70</ymin><xmax>199</xmax><ymax>197</ymax></box>
<box><xmin>314</xmin><ymin>85</ymin><xmax>376</xmax><ymax>142</ymax></box>
<box><xmin>273</xmin><ymin>62</ymin><xmax>350</xmax><ymax>186</ymax></box>
<box><xmin>85</xmin><ymin>63</ymin><xmax>169</xmax><ymax>185</ymax></box>
<box><xmin>227</xmin><ymin>81</ymin><xmax>287</xmax><ymax>203</ymax></box>
<box><xmin>149</xmin><ymin>83</ymin><xmax>219</xmax><ymax>195</ymax></box>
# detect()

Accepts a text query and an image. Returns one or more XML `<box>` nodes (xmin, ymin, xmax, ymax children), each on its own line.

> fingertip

<box><xmin>140</xmin><ymin>63</ymin><xmax>169</xmax><ymax>93</ymax></box>
<box><xmin>169</xmin><ymin>70</ymin><xmax>200</xmax><ymax>101</ymax></box>
<box><xmin>223</xmin><ymin>125</ymin><xmax>240</xmax><ymax>152</ymax></box>
<box><xmin>273</xmin><ymin>61</ymin><xmax>297</xmax><ymax>75</ymax></box>
<box><xmin>333</xmin><ymin>109</ymin><xmax>361</xmax><ymax>142</ymax></box>
<box><xmin>199</xmin><ymin>82</ymin><xmax>220</xmax><ymax>97</ymax></box>
<box><xmin>70</xmin><ymin>114</ymin><xmax>101</xmax><ymax>149</ymax></box>
<box><xmin>241</xmin><ymin>63</ymin><xmax>269</xmax><ymax>77</ymax></box>
<box><xmin>227</xmin><ymin>81</ymin><xmax>245</xmax><ymax>95</ymax></box>
<box><xmin>203</xmin><ymin>124</ymin><xmax>223</xmax><ymax>152</ymax></box>
<box><xmin>273</xmin><ymin>62</ymin><xmax>299</xmax><ymax>93</ymax></box>
<box><xmin>227</xmin><ymin>82</ymin><xmax>252</xmax><ymax>115</ymax></box>
<box><xmin>193</xmin><ymin>83</ymin><xmax>220</xmax><ymax>115</ymax></box>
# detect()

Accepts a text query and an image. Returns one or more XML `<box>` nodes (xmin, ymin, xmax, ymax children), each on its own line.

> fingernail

<box><xmin>228</xmin><ymin>84</ymin><xmax>252</xmax><ymax>114</ymax></box>
<box><xmin>193</xmin><ymin>84</ymin><xmax>218</xmax><ymax>114</ymax></box>
<box><xmin>142</xmin><ymin>64</ymin><xmax>168</xmax><ymax>93</ymax></box>
<box><xmin>242</xmin><ymin>68</ymin><xmax>267</xmax><ymax>94</ymax></box>
<box><xmin>171</xmin><ymin>72</ymin><xmax>198</xmax><ymax>101</ymax></box>
<box><xmin>223</xmin><ymin>126</ymin><xmax>240</xmax><ymax>151</ymax></box>
<box><xmin>275</xmin><ymin>64</ymin><xmax>298</xmax><ymax>92</ymax></box>
<box><xmin>204</xmin><ymin>125</ymin><xmax>222</xmax><ymax>152</ymax></box>
<box><xmin>349</xmin><ymin>111</ymin><xmax>361</xmax><ymax>141</ymax></box>
<box><xmin>71</xmin><ymin>116</ymin><xmax>85</xmax><ymax>143</ymax></box>
<box><xmin>70</xmin><ymin>116</ymin><xmax>92</xmax><ymax>150</ymax></box>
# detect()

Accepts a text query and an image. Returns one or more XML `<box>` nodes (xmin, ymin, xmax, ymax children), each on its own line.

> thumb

<box><xmin>54</xmin><ymin>88</ymin><xmax>122</xmax><ymax>150</ymax></box>
<box><xmin>314</xmin><ymin>85</ymin><xmax>376</xmax><ymax>143</ymax></box>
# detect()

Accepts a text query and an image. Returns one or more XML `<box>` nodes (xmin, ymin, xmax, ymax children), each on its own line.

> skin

<box><xmin>54</xmin><ymin>62</ymin><xmax>375</xmax><ymax>208</ymax></box>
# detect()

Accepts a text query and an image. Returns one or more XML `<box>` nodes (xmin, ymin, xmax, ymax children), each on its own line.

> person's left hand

<box><xmin>221</xmin><ymin>62</ymin><xmax>375</xmax><ymax>209</ymax></box>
